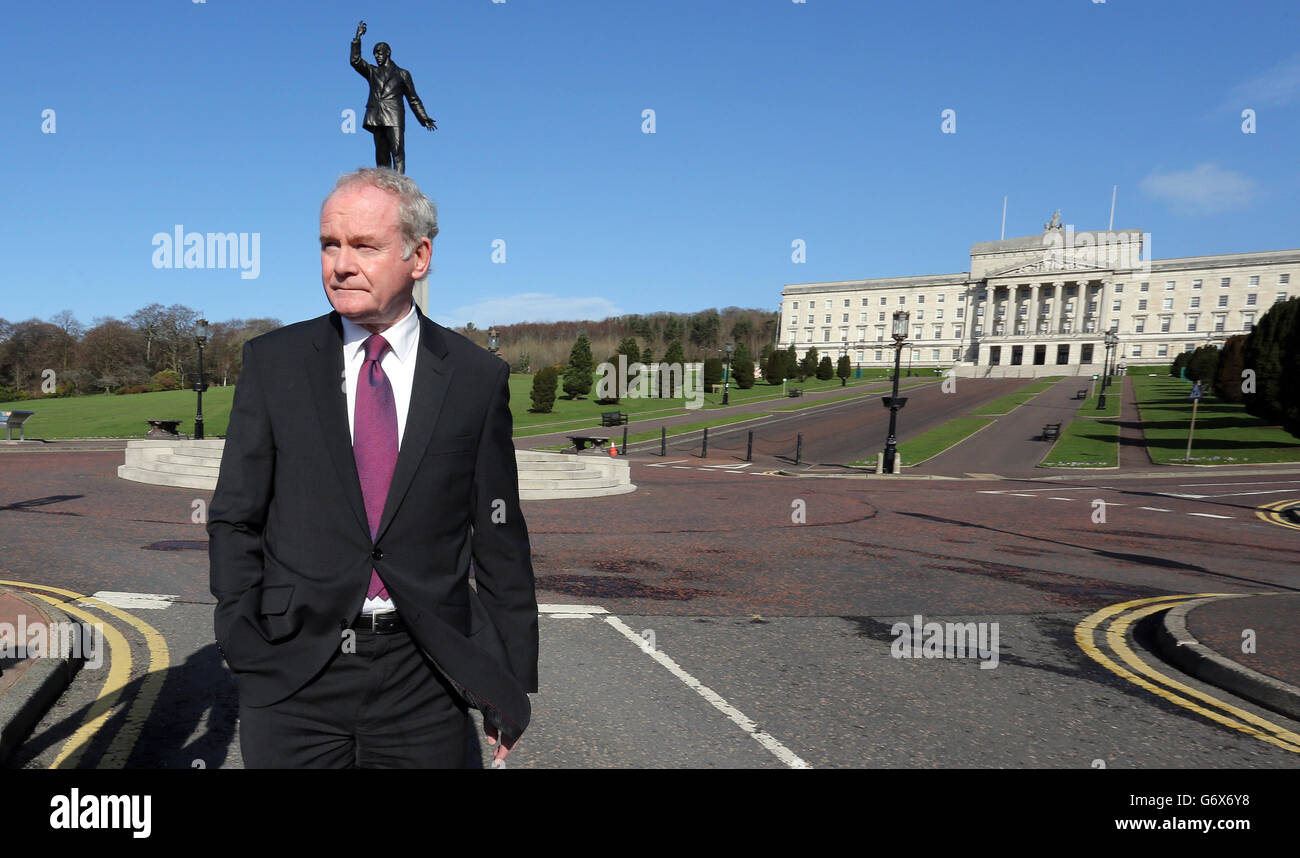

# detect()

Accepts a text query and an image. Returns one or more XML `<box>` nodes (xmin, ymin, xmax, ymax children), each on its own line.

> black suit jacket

<box><xmin>207</xmin><ymin>306</ymin><xmax>538</xmax><ymax>742</ymax></box>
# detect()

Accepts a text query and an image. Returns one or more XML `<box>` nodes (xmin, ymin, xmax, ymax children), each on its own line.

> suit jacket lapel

<box><xmin>375</xmin><ymin>306</ymin><xmax>453</xmax><ymax>542</ymax></box>
<box><xmin>306</xmin><ymin>312</ymin><xmax>371</xmax><ymax>537</ymax></box>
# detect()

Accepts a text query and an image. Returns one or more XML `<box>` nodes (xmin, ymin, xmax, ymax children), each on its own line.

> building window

<box><xmin>1277</xmin><ymin>292</ymin><xmax>1289</xmax><ymax>303</ymax></box>
<box><xmin>916</xmin><ymin>310</ymin><xmax>924</xmax><ymax>320</ymax></box>
<box><xmin>842</xmin><ymin>314</ymin><xmax>849</xmax><ymax>323</ymax></box>
<box><xmin>880</xmin><ymin>297</ymin><xmax>887</xmax><ymax>305</ymax></box>
<box><xmin>1244</xmin><ymin>314</ymin><xmax>1255</xmax><ymax>331</ymax></box>
<box><xmin>1249</xmin><ymin>275</ymin><xmax>1259</xmax><ymax>286</ymax></box>
<box><xmin>1080</xmin><ymin>344</ymin><xmax>1094</xmax><ymax>364</ymax></box>
<box><xmin>1056</xmin><ymin>344</ymin><xmax>1070</xmax><ymax>365</ymax></box>
<box><xmin>807</xmin><ymin>315</ymin><xmax>814</xmax><ymax>324</ymax></box>
<box><xmin>1187</xmin><ymin>317</ymin><xmax>1198</xmax><ymax>332</ymax></box>
<box><xmin>825</xmin><ymin>314</ymin><xmax>832</xmax><ymax>323</ymax></box>
<box><xmin>931</xmin><ymin>349</ymin><xmax>940</xmax><ymax>361</ymax></box>
<box><xmin>875</xmin><ymin>350</ymin><xmax>883</xmax><ymax>361</ymax></box>
<box><xmin>933</xmin><ymin>326</ymin><xmax>943</xmax><ymax>338</ymax></box>
<box><xmin>1185</xmin><ymin>343</ymin><xmax>1196</xmax><ymax>353</ymax></box>
<box><xmin>1114</xmin><ymin>283</ymin><xmax>1124</xmax><ymax>293</ymax></box>
<box><xmin>1221</xmin><ymin>277</ymin><xmax>1231</xmax><ymax>287</ymax></box>
<box><xmin>952</xmin><ymin>348</ymin><xmax>961</xmax><ymax>360</ymax></box>
<box><xmin>843</xmin><ymin>299</ymin><xmax>850</xmax><ymax>307</ymax></box>
<box><xmin>876</xmin><ymin>327</ymin><xmax>885</xmax><ymax>341</ymax></box>
<box><xmin>1247</xmin><ymin>294</ymin><xmax>1256</xmax><ymax>306</ymax></box>
<box><xmin>1138</xmin><ymin>299</ymin><xmax>1148</xmax><ymax>311</ymax></box>
<box><xmin>956</xmin><ymin>307</ymin><xmax>965</xmax><ymax>319</ymax></box>
<box><xmin>861</xmin><ymin>298</ymin><xmax>869</xmax><ymax>306</ymax></box>
<box><xmin>936</xmin><ymin>309</ymin><xmax>944</xmax><ymax>320</ymax></box>
<box><xmin>1281</xmin><ymin>274</ymin><xmax>1290</xmax><ymax>284</ymax></box>
<box><xmin>1131</xmin><ymin>345</ymin><xmax>1142</xmax><ymax>358</ymax></box>
<box><xmin>1140</xmin><ymin>282</ymin><xmax>1150</xmax><ymax>292</ymax></box>
<box><xmin>1214</xmin><ymin>317</ymin><xmax>1225</xmax><ymax>332</ymax></box>
<box><xmin>913</xmin><ymin>327</ymin><xmax>922</xmax><ymax>340</ymax></box>
<box><xmin>977</xmin><ymin>305</ymin><xmax>985</xmax><ymax>316</ymax></box>
<box><xmin>1190</xmin><ymin>296</ymin><xmax>1200</xmax><ymax>308</ymax></box>
<box><xmin>917</xmin><ymin>295</ymin><xmax>925</xmax><ymax>303</ymax></box>
<box><xmin>989</xmin><ymin>346</ymin><xmax>1001</xmax><ymax>366</ymax></box>
<box><xmin>823</xmin><ymin>329</ymin><xmax>830</xmax><ymax>342</ymax></box>
<box><xmin>792</xmin><ymin>301</ymin><xmax>798</xmax><ymax>309</ymax></box>
<box><xmin>955</xmin><ymin>325</ymin><xmax>964</xmax><ymax>339</ymax></box>
<box><xmin>1112</xmin><ymin>300</ymin><xmax>1121</xmax><ymax>311</ymax></box>
<box><xmin>1160</xmin><ymin>318</ymin><xmax>1171</xmax><ymax>333</ymax></box>
<box><xmin>1217</xmin><ymin>295</ymin><xmax>1229</xmax><ymax>308</ymax></box>
<box><xmin>912</xmin><ymin>349</ymin><xmax>921</xmax><ymax>361</ymax></box>
<box><xmin>1135</xmin><ymin>320</ymin><xmax>1145</xmax><ymax>333</ymax></box>
<box><xmin>1166</xmin><ymin>281</ymin><xmax>1176</xmax><ymax>290</ymax></box>
<box><xmin>938</xmin><ymin>294</ymin><xmax>945</xmax><ymax>303</ymax></box>
<box><xmin>1158</xmin><ymin>344</ymin><xmax>1168</xmax><ymax>357</ymax></box>
<box><xmin>899</xmin><ymin>296</ymin><xmax>906</xmax><ymax>305</ymax></box>
<box><xmin>1192</xmin><ymin>280</ymin><xmax>1202</xmax><ymax>289</ymax></box>
<box><xmin>856</xmin><ymin>327</ymin><xmax>866</xmax><ymax>340</ymax></box>
<box><xmin>857</xmin><ymin>351</ymin><xmax>864</xmax><ymax>361</ymax></box>
<box><xmin>859</xmin><ymin>312</ymin><xmax>868</xmax><ymax>323</ymax></box>
<box><xmin>1162</xmin><ymin>298</ymin><xmax>1173</xmax><ymax>310</ymax></box>
<box><xmin>1089</xmin><ymin>301</ymin><xmax>1098</xmax><ymax>313</ymax></box>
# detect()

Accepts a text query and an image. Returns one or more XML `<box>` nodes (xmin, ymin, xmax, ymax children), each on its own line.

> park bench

<box><xmin>567</xmin><ymin>435</ymin><xmax>610</xmax><ymax>453</ymax></box>
<box><xmin>1041</xmin><ymin>422</ymin><xmax>1062</xmax><ymax>441</ymax></box>
<box><xmin>1074</xmin><ymin>389</ymin><xmax>1087</xmax><ymax>400</ymax></box>
<box><xmin>787</xmin><ymin>388</ymin><xmax>802</xmax><ymax>398</ymax></box>
<box><xmin>0</xmin><ymin>410</ymin><xmax>35</xmax><ymax>440</ymax></box>
<box><xmin>600</xmin><ymin>410</ymin><xmax>629</xmax><ymax>427</ymax></box>
<box><xmin>146</xmin><ymin>419</ymin><xmax>184</xmax><ymax>439</ymax></box>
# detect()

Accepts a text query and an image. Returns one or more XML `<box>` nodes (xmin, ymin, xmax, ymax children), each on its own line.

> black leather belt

<box><xmin>352</xmin><ymin>610</ymin><xmax>405</xmax><ymax>634</ymax></box>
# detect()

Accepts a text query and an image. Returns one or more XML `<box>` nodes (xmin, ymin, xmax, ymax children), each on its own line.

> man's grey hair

<box><xmin>325</xmin><ymin>167</ymin><xmax>438</xmax><ymax>259</ymax></box>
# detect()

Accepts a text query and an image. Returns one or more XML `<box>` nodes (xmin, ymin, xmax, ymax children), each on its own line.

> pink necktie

<box><xmin>353</xmin><ymin>334</ymin><xmax>399</xmax><ymax>601</ymax></box>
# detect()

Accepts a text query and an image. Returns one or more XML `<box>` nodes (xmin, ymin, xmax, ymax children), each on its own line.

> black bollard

<box><xmin>795</xmin><ymin>432</ymin><xmax>803</xmax><ymax>465</ymax></box>
<box><xmin>702</xmin><ymin>427</ymin><xmax>708</xmax><ymax>458</ymax></box>
<box><xmin>746</xmin><ymin>430</ymin><xmax>753</xmax><ymax>462</ymax></box>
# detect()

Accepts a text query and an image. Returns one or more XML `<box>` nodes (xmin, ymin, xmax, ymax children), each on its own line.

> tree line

<box><xmin>0</xmin><ymin>305</ymin><xmax>280</xmax><ymax>400</ymax></box>
<box><xmin>1167</xmin><ymin>296</ymin><xmax>1299</xmax><ymax>438</ymax></box>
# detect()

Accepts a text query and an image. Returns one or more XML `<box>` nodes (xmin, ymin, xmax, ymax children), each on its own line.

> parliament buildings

<box><xmin>779</xmin><ymin>214</ymin><xmax>1299</xmax><ymax>377</ymax></box>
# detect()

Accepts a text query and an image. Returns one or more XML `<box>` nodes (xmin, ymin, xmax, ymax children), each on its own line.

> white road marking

<box><xmin>1048</xmin><ymin>497</ymin><xmax>1074</xmax><ymax>501</ymax></box>
<box><xmin>546</xmin><ymin>613</ymin><xmax>596</xmax><ymax>619</ymax></box>
<box><xmin>1196</xmin><ymin>489</ymin><xmax>1299</xmax><ymax>499</ymax></box>
<box><xmin>88</xmin><ymin>591</ymin><xmax>177</xmax><ymax>610</ymax></box>
<box><xmin>1139</xmin><ymin>507</ymin><xmax>1173</xmax><ymax>512</ymax></box>
<box><xmin>1008</xmin><ymin>493</ymin><xmax>1037</xmax><ymax>497</ymax></box>
<box><xmin>977</xmin><ymin>491</ymin><xmax>1006</xmax><ymax>495</ymax></box>
<box><xmin>657</xmin><ymin>459</ymin><xmax>690</xmax><ymax>465</ymax></box>
<box><xmin>602</xmin><ymin>614</ymin><xmax>810</xmax><ymax>769</ymax></box>
<box><xmin>1187</xmin><ymin>513</ymin><xmax>1234</xmax><ymax>519</ymax></box>
<box><xmin>538</xmin><ymin>604</ymin><xmax>608</xmax><ymax>615</ymax></box>
<box><xmin>1177</xmin><ymin>480</ymin><xmax>1300</xmax><ymax>488</ymax></box>
<box><xmin>672</xmin><ymin>466</ymin><xmax>692</xmax><ymax>470</ymax></box>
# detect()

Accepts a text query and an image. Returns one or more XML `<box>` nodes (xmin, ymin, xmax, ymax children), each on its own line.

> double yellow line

<box><xmin>1076</xmin><ymin>594</ymin><xmax>1300</xmax><ymax>754</ymax></box>
<box><xmin>1256</xmin><ymin>498</ymin><xmax>1300</xmax><ymax>532</ymax></box>
<box><xmin>0</xmin><ymin>579</ymin><xmax>170</xmax><ymax>768</ymax></box>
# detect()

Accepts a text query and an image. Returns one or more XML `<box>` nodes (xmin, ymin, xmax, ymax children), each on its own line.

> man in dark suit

<box><xmin>208</xmin><ymin>167</ymin><xmax>537</xmax><ymax>768</ymax></box>
<box><xmin>351</xmin><ymin>20</ymin><xmax>436</xmax><ymax>174</ymax></box>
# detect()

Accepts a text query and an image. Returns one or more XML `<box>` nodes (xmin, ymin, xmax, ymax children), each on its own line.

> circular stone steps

<box><xmin>117</xmin><ymin>439</ymin><xmax>635</xmax><ymax>500</ymax></box>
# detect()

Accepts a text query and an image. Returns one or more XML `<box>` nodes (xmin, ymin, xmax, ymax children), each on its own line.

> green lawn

<box><xmin>1040</xmin><ymin>418</ymin><xmax>1120</xmax><ymax>468</ymax></box>
<box><xmin>1077</xmin><ymin>386</ymin><xmax>1122</xmax><ymax>419</ymax></box>
<box><xmin>970</xmin><ymin>377</ymin><xmax>1067</xmax><ymax>416</ymax></box>
<box><xmin>0</xmin><ymin>388</ymin><xmax>237</xmax><ymax>438</ymax></box>
<box><xmin>860</xmin><ymin>416</ymin><xmax>994</xmax><ymax>467</ymax></box>
<box><xmin>1131</xmin><ymin>375</ymin><xmax>1300</xmax><ymax>465</ymax></box>
<box><xmin>2</xmin><ymin>369</ymin><xmax>896</xmax><ymax>440</ymax></box>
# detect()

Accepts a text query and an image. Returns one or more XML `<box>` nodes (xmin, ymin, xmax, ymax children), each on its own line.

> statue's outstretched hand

<box><xmin>355</xmin><ymin>20</ymin><xmax>366</xmax><ymax>39</ymax></box>
<box><xmin>424</xmin><ymin>118</ymin><xmax>437</xmax><ymax>131</ymax></box>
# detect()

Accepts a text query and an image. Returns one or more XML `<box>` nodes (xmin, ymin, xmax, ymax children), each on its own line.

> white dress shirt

<box><xmin>341</xmin><ymin>300</ymin><xmax>419</xmax><ymax>614</ymax></box>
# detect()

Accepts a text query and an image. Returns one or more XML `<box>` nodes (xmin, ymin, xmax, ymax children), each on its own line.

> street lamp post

<box><xmin>1098</xmin><ymin>330</ymin><xmax>1118</xmax><ymax>410</ymax></box>
<box><xmin>487</xmin><ymin>326</ymin><xmax>500</xmax><ymax>357</ymax></box>
<box><xmin>722</xmin><ymin>342</ymin><xmax>734</xmax><ymax>405</ymax></box>
<box><xmin>882</xmin><ymin>311</ymin><xmax>910</xmax><ymax>473</ymax></box>
<box><xmin>193</xmin><ymin>318</ymin><xmax>209</xmax><ymax>440</ymax></box>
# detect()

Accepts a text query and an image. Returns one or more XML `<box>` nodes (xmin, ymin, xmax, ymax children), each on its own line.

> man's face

<box><xmin>320</xmin><ymin>183</ymin><xmax>430</xmax><ymax>331</ymax></box>
<box><xmin>374</xmin><ymin>44</ymin><xmax>390</xmax><ymax>65</ymax></box>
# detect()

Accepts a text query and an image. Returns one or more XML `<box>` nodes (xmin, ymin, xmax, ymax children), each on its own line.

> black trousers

<box><xmin>371</xmin><ymin>125</ymin><xmax>405</xmax><ymax>174</ymax></box>
<box><xmin>238</xmin><ymin>628</ymin><xmax>470</xmax><ymax>768</ymax></box>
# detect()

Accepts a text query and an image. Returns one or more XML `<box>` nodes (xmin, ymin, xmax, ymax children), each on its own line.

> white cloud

<box><xmin>428</xmin><ymin>292</ymin><xmax>622</xmax><ymax>327</ymax></box>
<box><xmin>1221</xmin><ymin>52</ymin><xmax>1300</xmax><ymax>110</ymax></box>
<box><xmin>1138</xmin><ymin>163</ymin><xmax>1256</xmax><ymax>216</ymax></box>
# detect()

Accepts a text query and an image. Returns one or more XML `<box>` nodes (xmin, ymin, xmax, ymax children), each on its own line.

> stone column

<box><xmin>984</xmin><ymin>283</ymin><xmax>995</xmax><ymax>336</ymax></box>
<box><xmin>1029</xmin><ymin>283</ymin><xmax>1041</xmax><ymax>336</ymax></box>
<box><xmin>1049</xmin><ymin>280</ymin><xmax>1065</xmax><ymax>335</ymax></box>
<box><xmin>1098</xmin><ymin>278</ymin><xmax>1112</xmax><ymax>334</ymax></box>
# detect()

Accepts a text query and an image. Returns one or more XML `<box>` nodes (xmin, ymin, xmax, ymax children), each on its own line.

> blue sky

<box><xmin>4</xmin><ymin>0</ymin><xmax>1297</xmax><ymax>329</ymax></box>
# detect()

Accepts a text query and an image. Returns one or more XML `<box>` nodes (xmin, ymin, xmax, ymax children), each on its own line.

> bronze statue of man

<box><xmin>351</xmin><ymin>20</ymin><xmax>436</xmax><ymax>174</ymax></box>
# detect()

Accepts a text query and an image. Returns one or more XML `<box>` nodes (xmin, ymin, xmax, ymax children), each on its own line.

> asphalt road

<box><xmin>2</xmin><ymin>443</ymin><xmax>1298</xmax><ymax>768</ymax></box>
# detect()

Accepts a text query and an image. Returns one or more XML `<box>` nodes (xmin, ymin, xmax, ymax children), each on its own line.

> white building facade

<box><xmin>780</xmin><ymin>216</ymin><xmax>1299</xmax><ymax>377</ymax></box>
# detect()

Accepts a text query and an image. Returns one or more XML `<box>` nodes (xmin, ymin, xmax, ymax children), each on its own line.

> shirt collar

<box><xmin>341</xmin><ymin>301</ymin><xmax>419</xmax><ymax>364</ymax></box>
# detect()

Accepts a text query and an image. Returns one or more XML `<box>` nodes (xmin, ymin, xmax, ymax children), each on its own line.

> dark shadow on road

<box><xmin>0</xmin><ymin>494</ymin><xmax>84</xmax><ymax>515</ymax></box>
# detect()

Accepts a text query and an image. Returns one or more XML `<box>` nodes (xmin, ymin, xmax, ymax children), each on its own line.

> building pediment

<box><xmin>985</xmin><ymin>256</ymin><xmax>1113</xmax><ymax>278</ymax></box>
